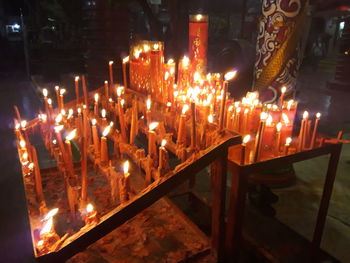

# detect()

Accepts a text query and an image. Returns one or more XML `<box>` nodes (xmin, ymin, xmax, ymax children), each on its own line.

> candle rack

<box><xmin>15</xmin><ymin>85</ymin><xmax>241</xmax><ymax>263</ymax></box>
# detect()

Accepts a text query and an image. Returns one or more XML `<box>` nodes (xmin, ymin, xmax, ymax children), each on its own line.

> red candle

<box><xmin>148</xmin><ymin>122</ymin><xmax>159</xmax><ymax>160</ymax></box>
<box><xmin>94</xmin><ymin>93</ymin><xmax>99</xmax><ymax>116</ymax></box>
<box><xmin>100</xmin><ymin>126</ymin><xmax>111</xmax><ymax>165</ymax></box>
<box><xmin>91</xmin><ymin>119</ymin><xmax>100</xmax><ymax>157</ymax></box>
<box><xmin>279</xmin><ymin>86</ymin><xmax>287</xmax><ymax>107</ymax></box>
<box><xmin>253</xmin><ymin>112</ymin><xmax>268</xmax><ymax>162</ymax></box>
<box><xmin>241</xmin><ymin>135</ymin><xmax>251</xmax><ymax>165</ymax></box>
<box><xmin>260</xmin><ymin>114</ymin><xmax>275</xmax><ymax>160</ymax></box>
<box><xmin>311</xmin><ymin>113</ymin><xmax>321</xmax><ymax>148</ymax></box>
<box><xmin>104</xmin><ymin>80</ymin><xmax>109</xmax><ymax>98</ymax></box>
<box><xmin>189</xmin><ymin>14</ymin><xmax>208</xmax><ymax>74</ymax></box>
<box><xmin>74</xmin><ymin>76</ymin><xmax>80</xmax><ymax>105</ymax></box>
<box><xmin>108</xmin><ymin>60</ymin><xmax>114</xmax><ymax>86</ymax></box>
<box><xmin>284</xmin><ymin>137</ymin><xmax>292</xmax><ymax>155</ymax></box>
<box><xmin>177</xmin><ymin>105</ymin><xmax>188</xmax><ymax>145</ymax></box>
<box><xmin>122</xmin><ymin>56</ymin><xmax>129</xmax><ymax>89</ymax></box>
<box><xmin>82</xmin><ymin>75</ymin><xmax>88</xmax><ymax>106</ymax></box>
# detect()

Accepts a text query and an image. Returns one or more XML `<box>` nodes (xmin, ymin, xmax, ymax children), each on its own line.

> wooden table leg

<box><xmin>311</xmin><ymin>143</ymin><xmax>342</xmax><ymax>260</ymax></box>
<box><xmin>211</xmin><ymin>149</ymin><xmax>228</xmax><ymax>262</ymax></box>
<box><xmin>225</xmin><ymin>164</ymin><xmax>248</xmax><ymax>262</ymax></box>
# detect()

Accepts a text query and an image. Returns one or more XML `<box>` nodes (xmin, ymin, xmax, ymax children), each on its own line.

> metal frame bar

<box><xmin>225</xmin><ymin>143</ymin><xmax>343</xmax><ymax>262</ymax></box>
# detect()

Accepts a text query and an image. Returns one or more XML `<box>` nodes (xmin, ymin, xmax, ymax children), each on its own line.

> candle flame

<box><xmin>55</xmin><ymin>85</ymin><xmax>59</xmax><ymax>91</ymax></box>
<box><xmin>22</xmin><ymin>152</ymin><xmax>28</xmax><ymax>160</ymax></box>
<box><xmin>153</xmin><ymin>43</ymin><xmax>159</xmax><ymax>50</ymax></box>
<box><xmin>37</xmin><ymin>240</ymin><xmax>44</xmax><ymax>247</ymax></box>
<box><xmin>109</xmin><ymin>60</ymin><xmax>114</xmax><ymax>65</ymax></box>
<box><xmin>228</xmin><ymin>105</ymin><xmax>234</xmax><ymax>112</ymax></box>
<box><xmin>86</xmin><ymin>203</ymin><xmax>94</xmax><ymax>213</ymax></box>
<box><xmin>123</xmin><ymin>160</ymin><xmax>129</xmax><ymax>174</ymax></box>
<box><xmin>15</xmin><ymin>123</ymin><xmax>20</xmax><ymax>130</ymax></box>
<box><xmin>282</xmin><ymin>113</ymin><xmax>289</xmax><ymax>124</ymax></box>
<box><xmin>281</xmin><ymin>86</ymin><xmax>287</xmax><ymax>94</ymax></box>
<box><xmin>243</xmin><ymin>134</ymin><xmax>251</xmax><ymax>144</ymax></box>
<box><xmin>134</xmin><ymin>49</ymin><xmax>142</xmax><ymax>58</ymax></box>
<box><xmin>91</xmin><ymin>119</ymin><xmax>97</xmax><ymax>125</ymax></box>
<box><xmin>28</xmin><ymin>162</ymin><xmax>34</xmax><ymax>170</ymax></box>
<box><xmin>196</xmin><ymin>14</ymin><xmax>203</xmax><ymax>21</ymax></box>
<box><xmin>52</xmin><ymin>139</ymin><xmax>57</xmax><ymax>144</ymax></box>
<box><xmin>116</xmin><ymin>86</ymin><xmax>123</xmax><ymax>97</ymax></box>
<box><xmin>149</xmin><ymin>122</ymin><xmax>159</xmax><ymax>131</ymax></box>
<box><xmin>164</xmin><ymin>72</ymin><xmax>169</xmax><ymax>80</ymax></box>
<box><xmin>109</xmin><ymin>98</ymin><xmax>113</xmax><ymax>103</ymax></box>
<box><xmin>236</xmin><ymin>107</ymin><xmax>241</xmax><ymax>113</ymax></box>
<box><xmin>101</xmin><ymin>109</ymin><xmax>106</xmax><ymax>118</ymax></box>
<box><xmin>182</xmin><ymin>56</ymin><xmax>189</xmax><ymax>67</ymax></box>
<box><xmin>109</xmin><ymin>121</ymin><xmax>114</xmax><ymax>127</ymax></box>
<box><xmin>287</xmin><ymin>99</ymin><xmax>294</xmax><ymax>110</ymax></box>
<box><xmin>75</xmin><ymin>76</ymin><xmax>79</xmax><ymax>81</ymax></box>
<box><xmin>121</xmin><ymin>99</ymin><xmax>125</xmax><ymax>106</ymax></box>
<box><xmin>59</xmin><ymin>89</ymin><xmax>66</xmax><ymax>95</ymax></box>
<box><xmin>276</xmin><ymin>122</ymin><xmax>282</xmax><ymax>132</ymax></box>
<box><xmin>21</xmin><ymin>120</ymin><xmax>27</xmax><ymax>128</ymax></box>
<box><xmin>123</xmin><ymin>56</ymin><xmax>129</xmax><ymax>64</ymax></box>
<box><xmin>146</xmin><ymin>98</ymin><xmax>151</xmax><ymax>110</ymax></box>
<box><xmin>54</xmin><ymin>125</ymin><xmax>63</xmax><ymax>132</ymax></box>
<box><xmin>104</xmin><ymin>80</ymin><xmax>108</xmax><ymax>84</ymax></box>
<box><xmin>260</xmin><ymin>112</ymin><xmax>268</xmax><ymax>121</ymax></box>
<box><xmin>272</xmin><ymin>104</ymin><xmax>278</xmax><ymax>110</ymax></box>
<box><xmin>102</xmin><ymin>126</ymin><xmax>111</xmax><ymax>137</ymax></box>
<box><xmin>161</xmin><ymin>139</ymin><xmax>167</xmax><ymax>147</ymax></box>
<box><xmin>55</xmin><ymin>114</ymin><xmax>62</xmax><ymax>123</ymax></box>
<box><xmin>170</xmin><ymin>67</ymin><xmax>175</xmax><ymax>75</ymax></box>
<box><xmin>244</xmin><ymin>108</ymin><xmax>249</xmax><ymax>114</ymax></box>
<box><xmin>20</xmin><ymin>140</ymin><xmax>26</xmax><ymax>148</ymax></box>
<box><xmin>67</xmin><ymin>109</ymin><xmax>73</xmax><ymax>119</ymax></box>
<box><xmin>66</xmin><ymin>129</ymin><xmax>77</xmax><ymax>141</ymax></box>
<box><xmin>94</xmin><ymin>93</ymin><xmax>99</xmax><ymax>102</ymax></box>
<box><xmin>43</xmin><ymin>208</ymin><xmax>59</xmax><ymax>221</ymax></box>
<box><xmin>83</xmin><ymin>104</ymin><xmax>87</xmax><ymax>109</ymax></box>
<box><xmin>208</xmin><ymin>114</ymin><xmax>213</xmax><ymax>123</ymax></box>
<box><xmin>182</xmin><ymin>104</ymin><xmax>189</xmax><ymax>114</ymax></box>
<box><xmin>167</xmin><ymin>58</ymin><xmax>174</xmax><ymax>64</ymax></box>
<box><xmin>143</xmin><ymin>44</ymin><xmax>150</xmax><ymax>52</ymax></box>
<box><xmin>224</xmin><ymin>70</ymin><xmax>237</xmax><ymax>81</ymax></box>
<box><xmin>61</xmin><ymin>109</ymin><xmax>66</xmax><ymax>116</ymax></box>
<box><xmin>47</xmin><ymin>98</ymin><xmax>52</xmax><ymax>105</ymax></box>
<box><xmin>303</xmin><ymin>111</ymin><xmax>309</xmax><ymax>119</ymax></box>
<box><xmin>43</xmin><ymin>88</ymin><xmax>48</xmax><ymax>97</ymax></box>
<box><xmin>316</xmin><ymin>112</ymin><xmax>321</xmax><ymax>118</ymax></box>
<box><xmin>286</xmin><ymin>137</ymin><xmax>292</xmax><ymax>146</ymax></box>
<box><xmin>266</xmin><ymin>115</ymin><xmax>273</xmax><ymax>126</ymax></box>
<box><xmin>41</xmin><ymin>114</ymin><xmax>47</xmax><ymax>121</ymax></box>
<box><xmin>166</xmin><ymin>102</ymin><xmax>172</xmax><ymax>107</ymax></box>
<box><xmin>40</xmin><ymin>217</ymin><xmax>53</xmax><ymax>235</ymax></box>
<box><xmin>194</xmin><ymin>72</ymin><xmax>201</xmax><ymax>82</ymax></box>
<box><xmin>77</xmin><ymin>107</ymin><xmax>81</xmax><ymax>113</ymax></box>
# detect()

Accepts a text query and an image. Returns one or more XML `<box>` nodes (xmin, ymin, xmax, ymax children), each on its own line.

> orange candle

<box><xmin>84</xmin><ymin>203</ymin><xmax>98</xmax><ymax>225</ymax></box>
<box><xmin>279</xmin><ymin>86</ymin><xmax>287</xmax><ymax>107</ymax></box>
<box><xmin>284</xmin><ymin>137</ymin><xmax>292</xmax><ymax>155</ymax></box>
<box><xmin>146</xmin><ymin>97</ymin><xmax>151</xmax><ymax>126</ymax></box>
<box><xmin>241</xmin><ymin>135</ymin><xmax>250</xmax><ymax>165</ymax></box>
<box><xmin>220</xmin><ymin>71</ymin><xmax>237</xmax><ymax>130</ymax></box>
<box><xmin>122</xmin><ymin>56</ymin><xmax>129</xmax><ymax>89</ymax></box>
<box><xmin>298</xmin><ymin>111</ymin><xmax>308</xmax><ymax>151</ymax></box>
<box><xmin>253</xmin><ymin>112</ymin><xmax>268</xmax><ymax>162</ymax></box>
<box><xmin>148</xmin><ymin>122</ymin><xmax>159</xmax><ymax>160</ymax></box>
<box><xmin>311</xmin><ymin>113</ymin><xmax>321</xmax><ymax>148</ymax></box>
<box><xmin>150</xmin><ymin>43</ymin><xmax>163</xmax><ymax>99</ymax></box>
<box><xmin>104</xmin><ymin>80</ymin><xmax>109</xmax><ymax>98</ymax></box>
<box><xmin>31</xmin><ymin>146</ymin><xmax>44</xmax><ymax>200</ymax></box>
<box><xmin>55</xmin><ymin>86</ymin><xmax>60</xmax><ymax>109</ymax></box>
<box><xmin>100</xmin><ymin>126</ymin><xmax>110</xmax><ymax>165</ymax></box>
<box><xmin>275</xmin><ymin>122</ymin><xmax>282</xmax><ymax>155</ymax></box>
<box><xmin>65</xmin><ymin>129</ymin><xmax>77</xmax><ymax>176</ymax></box>
<box><xmin>82</xmin><ymin>75</ymin><xmax>88</xmax><ymax>106</ymax></box>
<box><xmin>91</xmin><ymin>119</ymin><xmax>100</xmax><ymax>157</ymax></box>
<box><xmin>75</xmin><ymin>76</ymin><xmax>80</xmax><ymax>105</ymax></box>
<box><xmin>120</xmin><ymin>161</ymin><xmax>131</xmax><ymax>203</ymax></box>
<box><xmin>94</xmin><ymin>93</ymin><xmax>99</xmax><ymax>116</ymax></box>
<box><xmin>116</xmin><ymin>88</ymin><xmax>127</xmax><ymax>142</ymax></box>
<box><xmin>108</xmin><ymin>60</ymin><xmax>114</xmax><ymax>86</ymax></box>
<box><xmin>158</xmin><ymin>139</ymin><xmax>169</xmax><ymax>176</ymax></box>
<box><xmin>81</xmin><ymin>135</ymin><xmax>88</xmax><ymax>202</ymax></box>
<box><xmin>177</xmin><ymin>105</ymin><xmax>188</xmax><ymax>145</ymax></box>
<box><xmin>130</xmin><ymin>100</ymin><xmax>138</xmax><ymax>145</ymax></box>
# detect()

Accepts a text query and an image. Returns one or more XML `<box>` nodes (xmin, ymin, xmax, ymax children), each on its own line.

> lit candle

<box><xmin>280</xmin><ymin>86</ymin><xmax>287</xmax><ymax>107</ymax></box>
<box><xmin>100</xmin><ymin>126</ymin><xmax>111</xmax><ymax>165</ymax></box>
<box><xmin>298</xmin><ymin>111</ymin><xmax>308</xmax><ymax>151</ymax></box>
<box><xmin>148</xmin><ymin>122</ymin><xmax>159</xmax><ymax>160</ymax></box>
<box><xmin>241</xmin><ymin>135</ymin><xmax>250</xmax><ymax>165</ymax></box>
<box><xmin>158</xmin><ymin>139</ymin><xmax>169</xmax><ymax>177</ymax></box>
<box><xmin>108</xmin><ymin>60</ymin><xmax>114</xmax><ymax>86</ymax></box>
<box><xmin>129</xmin><ymin>100</ymin><xmax>138</xmax><ymax>145</ymax></box>
<box><xmin>65</xmin><ymin>129</ymin><xmax>77</xmax><ymax>176</ymax></box>
<box><xmin>59</xmin><ymin>88</ymin><xmax>66</xmax><ymax>111</ymax></box>
<box><xmin>146</xmin><ymin>97</ymin><xmax>151</xmax><ymax>126</ymax></box>
<box><xmin>275</xmin><ymin>122</ymin><xmax>282</xmax><ymax>155</ymax></box>
<box><xmin>177</xmin><ymin>104</ymin><xmax>189</xmax><ymax>145</ymax></box>
<box><xmin>116</xmin><ymin>87</ymin><xmax>127</xmax><ymax>142</ymax></box>
<box><xmin>37</xmin><ymin>208</ymin><xmax>59</xmax><ymax>254</ymax></box>
<box><xmin>253</xmin><ymin>112</ymin><xmax>268</xmax><ymax>162</ymax></box>
<box><xmin>220</xmin><ymin>71</ymin><xmax>237</xmax><ymax>130</ymax></box>
<box><xmin>91</xmin><ymin>119</ymin><xmax>100</xmax><ymax>157</ymax></box>
<box><xmin>104</xmin><ymin>80</ymin><xmax>109</xmax><ymax>98</ymax></box>
<box><xmin>84</xmin><ymin>203</ymin><xmax>98</xmax><ymax>225</ymax></box>
<box><xmin>190</xmin><ymin>102</ymin><xmax>197</xmax><ymax>150</ymax></box>
<box><xmin>101</xmin><ymin>109</ymin><xmax>107</xmax><ymax>127</ymax></box>
<box><xmin>311</xmin><ymin>112</ymin><xmax>321</xmax><ymax>148</ymax></box>
<box><xmin>120</xmin><ymin>160</ymin><xmax>130</xmax><ymax>203</ymax></box>
<box><xmin>31</xmin><ymin>146</ymin><xmax>44</xmax><ymax>200</ymax></box>
<box><xmin>94</xmin><ymin>93</ymin><xmax>99</xmax><ymax>116</ymax></box>
<box><xmin>284</xmin><ymin>137</ymin><xmax>292</xmax><ymax>155</ymax></box>
<box><xmin>55</xmin><ymin>86</ymin><xmax>60</xmax><ymax>109</ymax></box>
<box><xmin>74</xmin><ymin>76</ymin><xmax>80</xmax><ymax>105</ymax></box>
<box><xmin>54</xmin><ymin>125</ymin><xmax>68</xmax><ymax>166</ymax></box>
<box><xmin>122</xmin><ymin>56</ymin><xmax>129</xmax><ymax>89</ymax></box>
